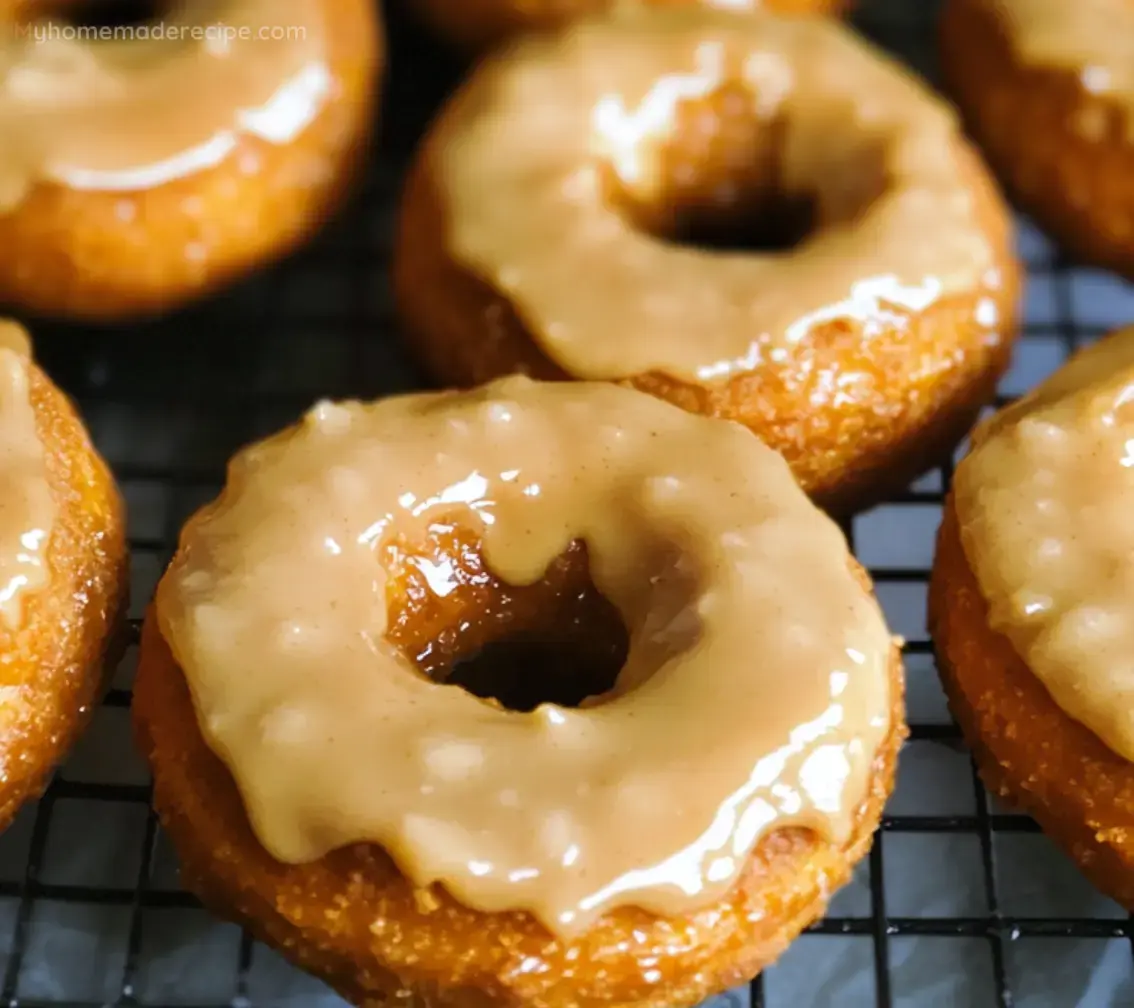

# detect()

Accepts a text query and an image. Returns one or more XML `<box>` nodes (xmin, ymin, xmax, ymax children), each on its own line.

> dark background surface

<box><xmin>2</xmin><ymin>0</ymin><xmax>1132</xmax><ymax>1005</ymax></box>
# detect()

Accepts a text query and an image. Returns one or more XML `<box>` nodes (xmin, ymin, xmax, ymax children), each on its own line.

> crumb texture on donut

<box><xmin>0</xmin><ymin>333</ymin><xmax>127</xmax><ymax>829</ymax></box>
<box><xmin>940</xmin><ymin>0</ymin><xmax>1134</xmax><ymax>278</ymax></box>
<box><xmin>0</xmin><ymin>0</ymin><xmax>382</xmax><ymax>320</ymax></box>
<box><xmin>136</xmin><ymin>378</ymin><xmax>905</xmax><ymax>1006</ymax></box>
<box><xmin>395</xmin><ymin>6</ymin><xmax>1019</xmax><ymax>513</ymax></box>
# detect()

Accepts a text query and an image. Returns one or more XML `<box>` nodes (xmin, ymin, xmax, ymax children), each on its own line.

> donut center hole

<box><xmin>49</xmin><ymin>0</ymin><xmax>169</xmax><ymax>29</ymax></box>
<box><xmin>385</xmin><ymin>529</ymin><xmax>629</xmax><ymax>713</ymax></box>
<box><xmin>664</xmin><ymin>191</ymin><xmax>818</xmax><ymax>254</ymax></box>
<box><xmin>598</xmin><ymin>81</ymin><xmax>887</xmax><ymax>254</ymax></box>
<box><xmin>446</xmin><ymin>633</ymin><xmax>624</xmax><ymax>712</ymax></box>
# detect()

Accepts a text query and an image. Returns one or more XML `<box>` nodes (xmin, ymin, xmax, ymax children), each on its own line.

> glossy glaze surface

<box><xmin>420</xmin><ymin>6</ymin><xmax>999</xmax><ymax>384</ymax></box>
<box><xmin>995</xmin><ymin>0</ymin><xmax>1134</xmax><ymax>115</ymax></box>
<box><xmin>941</xmin><ymin>0</ymin><xmax>1134</xmax><ymax>280</ymax></box>
<box><xmin>954</xmin><ymin>329</ymin><xmax>1134</xmax><ymax>761</ymax></box>
<box><xmin>0</xmin><ymin>0</ymin><xmax>328</xmax><ymax>209</ymax></box>
<box><xmin>155</xmin><ymin>377</ymin><xmax>894</xmax><ymax>935</ymax></box>
<box><xmin>0</xmin><ymin>320</ymin><xmax>126</xmax><ymax>832</ymax></box>
<box><xmin>0</xmin><ymin>324</ymin><xmax>52</xmax><ymax>627</ymax></box>
<box><xmin>0</xmin><ymin>0</ymin><xmax>381</xmax><ymax>320</ymax></box>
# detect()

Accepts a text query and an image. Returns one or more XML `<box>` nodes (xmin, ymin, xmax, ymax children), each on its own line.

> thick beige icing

<box><xmin>156</xmin><ymin>377</ymin><xmax>894</xmax><ymax>935</ymax></box>
<box><xmin>997</xmin><ymin>0</ymin><xmax>1134</xmax><ymax>106</ymax></box>
<box><xmin>426</xmin><ymin>5</ymin><xmax>999</xmax><ymax>382</ymax></box>
<box><xmin>955</xmin><ymin>328</ymin><xmax>1134</xmax><ymax>761</ymax></box>
<box><xmin>0</xmin><ymin>0</ymin><xmax>329</xmax><ymax>210</ymax></box>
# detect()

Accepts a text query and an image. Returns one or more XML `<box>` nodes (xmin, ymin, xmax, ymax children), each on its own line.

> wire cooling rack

<box><xmin>2</xmin><ymin>0</ymin><xmax>1133</xmax><ymax>1005</ymax></box>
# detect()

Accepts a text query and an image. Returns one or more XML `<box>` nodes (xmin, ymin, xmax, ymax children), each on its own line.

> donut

<box><xmin>0</xmin><ymin>0</ymin><xmax>382</xmax><ymax>322</ymax></box>
<box><xmin>134</xmin><ymin>377</ymin><xmax>904</xmax><ymax>1007</ymax></box>
<box><xmin>939</xmin><ymin>0</ymin><xmax>1134</xmax><ymax>277</ymax></box>
<box><xmin>930</xmin><ymin>328</ymin><xmax>1134</xmax><ymax>907</ymax></box>
<box><xmin>0</xmin><ymin>319</ymin><xmax>126</xmax><ymax>830</ymax></box>
<box><xmin>411</xmin><ymin>0</ymin><xmax>852</xmax><ymax>54</ymax></box>
<box><xmin>394</xmin><ymin>6</ymin><xmax>1020</xmax><ymax>516</ymax></box>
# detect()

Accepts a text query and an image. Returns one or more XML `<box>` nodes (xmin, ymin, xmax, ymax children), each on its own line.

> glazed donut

<box><xmin>394</xmin><ymin>6</ymin><xmax>1019</xmax><ymax>516</ymax></box>
<box><xmin>0</xmin><ymin>0</ymin><xmax>381</xmax><ymax>322</ymax></box>
<box><xmin>940</xmin><ymin>0</ymin><xmax>1134</xmax><ymax>278</ymax></box>
<box><xmin>412</xmin><ymin>0</ymin><xmax>852</xmax><ymax>53</ymax></box>
<box><xmin>0</xmin><ymin>320</ymin><xmax>126</xmax><ymax>830</ymax></box>
<box><xmin>930</xmin><ymin>328</ymin><xmax>1134</xmax><ymax>907</ymax></box>
<box><xmin>134</xmin><ymin>377</ymin><xmax>904</xmax><ymax>1007</ymax></box>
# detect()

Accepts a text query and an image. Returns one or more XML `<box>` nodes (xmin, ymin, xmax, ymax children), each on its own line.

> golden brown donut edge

<box><xmin>0</xmin><ymin>362</ymin><xmax>128</xmax><ymax>830</ymax></box>
<box><xmin>930</xmin><ymin>499</ymin><xmax>1134</xmax><ymax>910</ymax></box>
<box><xmin>134</xmin><ymin>557</ymin><xmax>904</xmax><ymax>1008</ymax></box>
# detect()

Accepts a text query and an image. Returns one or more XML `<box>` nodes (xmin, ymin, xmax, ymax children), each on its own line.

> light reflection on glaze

<box><xmin>696</xmin><ymin>274</ymin><xmax>946</xmax><ymax>381</ymax></box>
<box><xmin>592</xmin><ymin>41</ymin><xmax>727</xmax><ymax>190</ymax></box>
<box><xmin>429</xmin><ymin>6</ymin><xmax>998</xmax><ymax>383</ymax></box>
<box><xmin>0</xmin><ymin>0</ymin><xmax>329</xmax><ymax>209</ymax></box>
<box><xmin>564</xmin><ymin>699</ymin><xmax>852</xmax><ymax>930</ymax></box>
<box><xmin>0</xmin><ymin>323</ymin><xmax>54</xmax><ymax>629</ymax></box>
<box><xmin>53</xmin><ymin>61</ymin><xmax>332</xmax><ymax>193</ymax></box>
<box><xmin>156</xmin><ymin>377</ymin><xmax>895</xmax><ymax>936</ymax></box>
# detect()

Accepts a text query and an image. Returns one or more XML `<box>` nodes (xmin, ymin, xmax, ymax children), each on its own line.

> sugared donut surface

<box><xmin>395</xmin><ymin>5</ymin><xmax>1019</xmax><ymax>514</ymax></box>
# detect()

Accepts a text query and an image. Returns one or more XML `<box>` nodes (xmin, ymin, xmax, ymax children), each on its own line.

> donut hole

<box><xmin>597</xmin><ymin>81</ymin><xmax>889</xmax><ymax>254</ymax></box>
<box><xmin>445</xmin><ymin>633</ymin><xmax>620</xmax><ymax>712</ymax></box>
<box><xmin>669</xmin><ymin>191</ymin><xmax>817</xmax><ymax>254</ymax></box>
<box><xmin>44</xmin><ymin>0</ymin><xmax>169</xmax><ymax>30</ymax></box>
<box><xmin>384</xmin><ymin>526</ymin><xmax>630</xmax><ymax>713</ymax></box>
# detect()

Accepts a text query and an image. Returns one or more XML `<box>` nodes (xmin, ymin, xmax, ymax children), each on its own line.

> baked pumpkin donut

<box><xmin>412</xmin><ymin>0</ymin><xmax>852</xmax><ymax>53</ymax></box>
<box><xmin>0</xmin><ymin>320</ymin><xmax>126</xmax><ymax>830</ymax></box>
<box><xmin>394</xmin><ymin>6</ymin><xmax>1019</xmax><ymax>516</ymax></box>
<box><xmin>0</xmin><ymin>0</ymin><xmax>381</xmax><ymax>322</ymax></box>
<box><xmin>940</xmin><ymin>0</ymin><xmax>1134</xmax><ymax>278</ymax></box>
<box><xmin>134</xmin><ymin>377</ymin><xmax>905</xmax><ymax>1007</ymax></box>
<box><xmin>930</xmin><ymin>328</ymin><xmax>1134</xmax><ymax>907</ymax></box>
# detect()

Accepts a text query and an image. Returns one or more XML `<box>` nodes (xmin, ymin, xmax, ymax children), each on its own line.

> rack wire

<box><xmin>2</xmin><ymin>0</ymin><xmax>1133</xmax><ymax>1005</ymax></box>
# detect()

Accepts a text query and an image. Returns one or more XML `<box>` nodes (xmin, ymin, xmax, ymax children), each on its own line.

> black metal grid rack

<box><xmin>1</xmin><ymin>0</ymin><xmax>1132</xmax><ymax>1005</ymax></box>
